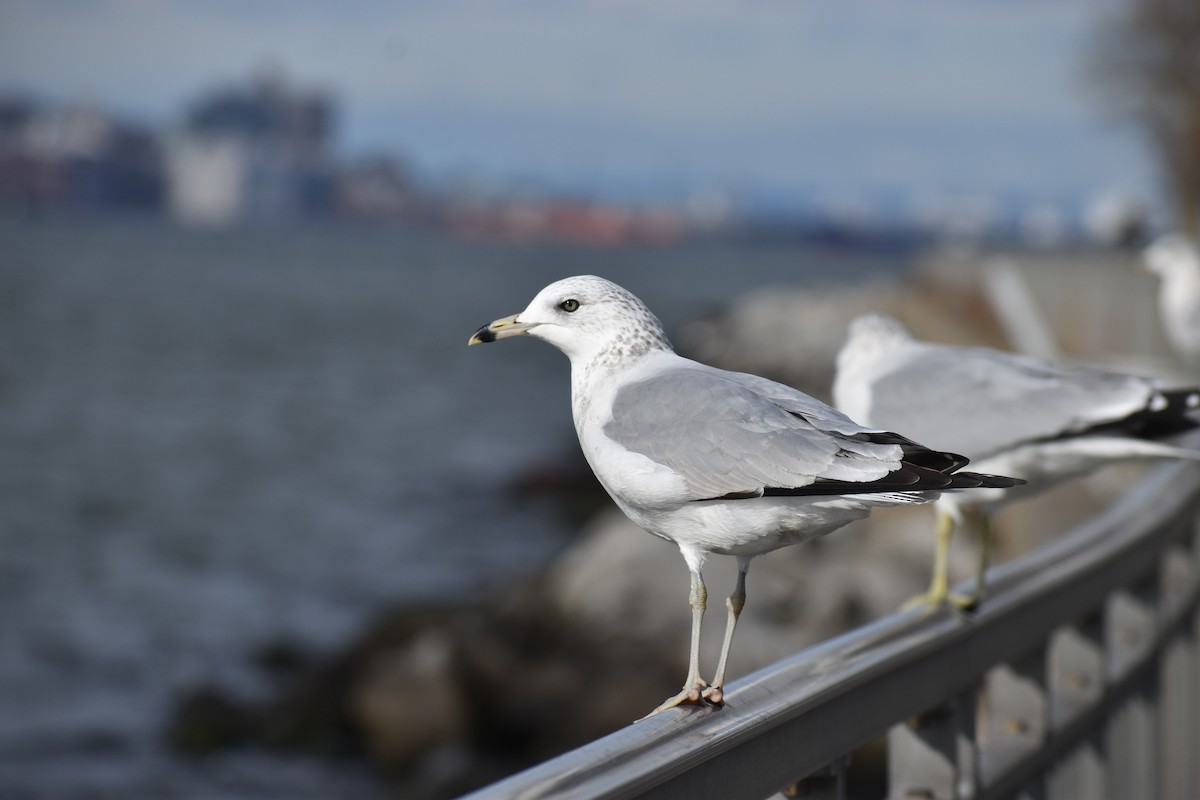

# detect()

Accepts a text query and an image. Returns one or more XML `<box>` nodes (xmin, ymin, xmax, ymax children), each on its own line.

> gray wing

<box><xmin>603</xmin><ymin>364</ymin><xmax>936</xmax><ymax>502</ymax></box>
<box><xmin>864</xmin><ymin>341</ymin><xmax>1160</xmax><ymax>459</ymax></box>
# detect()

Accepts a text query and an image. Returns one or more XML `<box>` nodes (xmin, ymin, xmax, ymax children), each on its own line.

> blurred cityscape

<box><xmin>0</xmin><ymin>69</ymin><xmax>1150</xmax><ymax>250</ymax></box>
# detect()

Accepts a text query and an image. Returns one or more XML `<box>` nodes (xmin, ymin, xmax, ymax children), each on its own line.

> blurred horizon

<box><xmin>0</xmin><ymin>0</ymin><xmax>1159</xmax><ymax>228</ymax></box>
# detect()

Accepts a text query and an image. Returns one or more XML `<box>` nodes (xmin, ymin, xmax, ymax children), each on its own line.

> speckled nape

<box><xmin>589</xmin><ymin>309</ymin><xmax>672</xmax><ymax>369</ymax></box>
<box><xmin>569</xmin><ymin>279</ymin><xmax>672</xmax><ymax>389</ymax></box>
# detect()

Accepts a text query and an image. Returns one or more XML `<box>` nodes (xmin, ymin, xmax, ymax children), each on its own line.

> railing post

<box><xmin>787</xmin><ymin>755</ymin><xmax>849</xmax><ymax>800</ymax></box>
<box><xmin>1160</xmin><ymin>631</ymin><xmax>1195</xmax><ymax>800</ymax></box>
<box><xmin>1194</xmin><ymin>591</ymin><xmax>1200</xmax><ymax>799</ymax></box>
<box><xmin>1048</xmin><ymin>616</ymin><xmax>1104</xmax><ymax>729</ymax></box>
<box><xmin>887</xmin><ymin>688</ymin><xmax>978</xmax><ymax>800</ymax></box>
<box><xmin>978</xmin><ymin>647</ymin><xmax>1048</xmax><ymax>798</ymax></box>
<box><xmin>1046</xmin><ymin>617</ymin><xmax>1105</xmax><ymax>800</ymax></box>
<box><xmin>1160</xmin><ymin>530</ymin><xmax>1199</xmax><ymax>800</ymax></box>
<box><xmin>1193</xmin><ymin>516</ymin><xmax>1200</xmax><ymax>798</ymax></box>
<box><xmin>1105</xmin><ymin>584</ymin><xmax>1160</xmax><ymax>800</ymax></box>
<box><xmin>1045</xmin><ymin>732</ymin><xmax>1105</xmax><ymax>800</ymax></box>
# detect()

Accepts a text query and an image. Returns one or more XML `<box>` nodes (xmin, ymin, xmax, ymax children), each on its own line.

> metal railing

<box><xmin>463</xmin><ymin>457</ymin><xmax>1200</xmax><ymax>800</ymax></box>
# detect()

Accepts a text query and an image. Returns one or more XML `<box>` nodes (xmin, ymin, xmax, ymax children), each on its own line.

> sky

<box><xmin>0</xmin><ymin>0</ymin><xmax>1158</xmax><ymax>215</ymax></box>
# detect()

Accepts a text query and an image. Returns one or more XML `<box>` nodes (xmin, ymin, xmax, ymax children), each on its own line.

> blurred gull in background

<box><xmin>469</xmin><ymin>276</ymin><xmax>1020</xmax><ymax>718</ymax></box>
<box><xmin>1143</xmin><ymin>234</ymin><xmax>1200</xmax><ymax>368</ymax></box>
<box><xmin>834</xmin><ymin>313</ymin><xmax>1200</xmax><ymax>609</ymax></box>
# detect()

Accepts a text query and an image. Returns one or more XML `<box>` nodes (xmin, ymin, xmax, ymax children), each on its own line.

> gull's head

<box><xmin>468</xmin><ymin>275</ymin><xmax>672</xmax><ymax>366</ymax></box>
<box><xmin>834</xmin><ymin>313</ymin><xmax>913</xmax><ymax>415</ymax></box>
<box><xmin>1143</xmin><ymin>233</ymin><xmax>1200</xmax><ymax>280</ymax></box>
<box><xmin>841</xmin><ymin>313</ymin><xmax>912</xmax><ymax>355</ymax></box>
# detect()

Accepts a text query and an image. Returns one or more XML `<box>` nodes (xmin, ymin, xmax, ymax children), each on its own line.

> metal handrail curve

<box><xmin>463</xmin><ymin>457</ymin><xmax>1200</xmax><ymax>800</ymax></box>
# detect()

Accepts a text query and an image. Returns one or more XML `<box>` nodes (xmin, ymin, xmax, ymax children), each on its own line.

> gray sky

<box><xmin>0</xmin><ymin>0</ymin><xmax>1155</xmax><ymax>210</ymax></box>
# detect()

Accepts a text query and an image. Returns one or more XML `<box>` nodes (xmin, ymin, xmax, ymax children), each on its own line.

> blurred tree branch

<box><xmin>1090</xmin><ymin>0</ymin><xmax>1200</xmax><ymax>234</ymax></box>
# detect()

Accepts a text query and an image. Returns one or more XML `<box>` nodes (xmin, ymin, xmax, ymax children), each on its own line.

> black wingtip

<box><xmin>1137</xmin><ymin>387</ymin><xmax>1200</xmax><ymax>438</ymax></box>
<box><xmin>853</xmin><ymin>431</ymin><xmax>970</xmax><ymax>474</ymax></box>
<box><xmin>950</xmin><ymin>471</ymin><xmax>1026</xmax><ymax>490</ymax></box>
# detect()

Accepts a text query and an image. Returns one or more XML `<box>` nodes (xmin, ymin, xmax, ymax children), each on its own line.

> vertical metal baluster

<box><xmin>1106</xmin><ymin>585</ymin><xmax>1158</xmax><ymax>682</ymax></box>
<box><xmin>787</xmin><ymin>755</ymin><xmax>849</xmax><ymax>800</ymax></box>
<box><xmin>1046</xmin><ymin>733</ymin><xmax>1106</xmax><ymax>800</ymax></box>
<box><xmin>957</xmin><ymin>687</ymin><xmax>980</xmax><ymax>800</ymax></box>
<box><xmin>1046</xmin><ymin>615</ymin><xmax>1105</xmax><ymax>800</ymax></box>
<box><xmin>1193</xmin><ymin>515</ymin><xmax>1200</xmax><ymax>798</ymax></box>
<box><xmin>1106</xmin><ymin>583</ymin><xmax>1160</xmax><ymax>800</ymax></box>
<box><xmin>979</xmin><ymin>647</ymin><xmax>1048</xmax><ymax>797</ymax></box>
<box><xmin>1161</xmin><ymin>542</ymin><xmax>1195</xmax><ymax>618</ymax></box>
<box><xmin>1160</xmin><ymin>633</ymin><xmax>1195</xmax><ymax>800</ymax></box>
<box><xmin>887</xmin><ymin>686</ymin><xmax>978</xmax><ymax>800</ymax></box>
<box><xmin>1049</xmin><ymin>616</ymin><xmax>1105</xmax><ymax>728</ymax></box>
<box><xmin>1194</xmin><ymin>601</ymin><xmax>1200</xmax><ymax>800</ymax></box>
<box><xmin>1160</xmin><ymin>542</ymin><xmax>1196</xmax><ymax>799</ymax></box>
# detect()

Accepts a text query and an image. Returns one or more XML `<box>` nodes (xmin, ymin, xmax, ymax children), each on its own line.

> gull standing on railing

<box><xmin>834</xmin><ymin>313</ymin><xmax>1200</xmax><ymax>609</ymax></box>
<box><xmin>469</xmin><ymin>276</ymin><xmax>1021</xmax><ymax>718</ymax></box>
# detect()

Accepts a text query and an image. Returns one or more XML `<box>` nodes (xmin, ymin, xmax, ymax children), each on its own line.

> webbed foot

<box><xmin>901</xmin><ymin>589</ymin><xmax>980</xmax><ymax>614</ymax></box>
<box><xmin>637</xmin><ymin>680</ymin><xmax>719</xmax><ymax>721</ymax></box>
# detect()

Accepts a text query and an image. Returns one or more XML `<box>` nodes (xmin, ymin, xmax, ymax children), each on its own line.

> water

<box><xmin>0</xmin><ymin>216</ymin><xmax>903</xmax><ymax>798</ymax></box>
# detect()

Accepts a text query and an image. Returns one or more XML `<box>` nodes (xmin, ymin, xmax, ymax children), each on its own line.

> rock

<box><xmin>252</xmin><ymin>638</ymin><xmax>313</xmax><ymax>678</ymax></box>
<box><xmin>165</xmin><ymin>594</ymin><xmax>681</xmax><ymax>795</ymax></box>
<box><xmin>501</xmin><ymin>446</ymin><xmax>611</xmax><ymax>526</ymax></box>
<box><xmin>169</xmin><ymin>685</ymin><xmax>255</xmax><ymax>754</ymax></box>
<box><xmin>350</xmin><ymin>629</ymin><xmax>469</xmax><ymax>766</ymax></box>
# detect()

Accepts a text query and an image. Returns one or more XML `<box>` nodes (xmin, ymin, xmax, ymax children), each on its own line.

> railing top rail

<box><xmin>462</xmin><ymin>458</ymin><xmax>1200</xmax><ymax>800</ymax></box>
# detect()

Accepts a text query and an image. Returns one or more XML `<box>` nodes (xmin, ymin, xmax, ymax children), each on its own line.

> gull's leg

<box><xmin>960</xmin><ymin>508</ymin><xmax>992</xmax><ymax>611</ymax></box>
<box><xmin>639</xmin><ymin>562</ymin><xmax>710</xmax><ymax>720</ymax></box>
<box><xmin>702</xmin><ymin>556</ymin><xmax>750</xmax><ymax>705</ymax></box>
<box><xmin>902</xmin><ymin>507</ymin><xmax>978</xmax><ymax>612</ymax></box>
<box><xmin>902</xmin><ymin>508</ymin><xmax>956</xmax><ymax>610</ymax></box>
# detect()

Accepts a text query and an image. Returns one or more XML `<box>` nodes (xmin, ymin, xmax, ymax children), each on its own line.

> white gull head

<box><xmin>833</xmin><ymin>313</ymin><xmax>914</xmax><ymax>423</ymax></box>
<box><xmin>1143</xmin><ymin>233</ymin><xmax>1200</xmax><ymax>280</ymax></box>
<box><xmin>470</xmin><ymin>275</ymin><xmax>672</xmax><ymax>374</ymax></box>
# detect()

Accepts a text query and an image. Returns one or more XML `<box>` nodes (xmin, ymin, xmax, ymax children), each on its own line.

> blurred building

<box><xmin>336</xmin><ymin>156</ymin><xmax>426</xmax><ymax>222</ymax></box>
<box><xmin>0</xmin><ymin>94</ymin><xmax>161</xmax><ymax>212</ymax></box>
<box><xmin>164</xmin><ymin>72</ymin><xmax>335</xmax><ymax>226</ymax></box>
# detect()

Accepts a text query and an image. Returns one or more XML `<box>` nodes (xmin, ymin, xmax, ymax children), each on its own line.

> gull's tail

<box><xmin>853</xmin><ymin>465</ymin><xmax>1025</xmax><ymax>507</ymax></box>
<box><xmin>891</xmin><ymin>437</ymin><xmax>1026</xmax><ymax>493</ymax></box>
<box><xmin>881</xmin><ymin>433</ymin><xmax>1026</xmax><ymax>491</ymax></box>
<box><xmin>1126</xmin><ymin>387</ymin><xmax>1200</xmax><ymax>440</ymax></box>
<box><xmin>759</xmin><ymin>436</ymin><xmax>1026</xmax><ymax>499</ymax></box>
<box><xmin>945</xmin><ymin>470</ymin><xmax>1025</xmax><ymax>490</ymax></box>
<box><xmin>1054</xmin><ymin>385</ymin><xmax>1200</xmax><ymax>461</ymax></box>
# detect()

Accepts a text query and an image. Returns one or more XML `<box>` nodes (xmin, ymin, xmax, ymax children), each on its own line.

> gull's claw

<box><xmin>637</xmin><ymin>683</ymin><xmax>716</xmax><ymax>721</ymax></box>
<box><xmin>901</xmin><ymin>590</ymin><xmax>980</xmax><ymax>614</ymax></box>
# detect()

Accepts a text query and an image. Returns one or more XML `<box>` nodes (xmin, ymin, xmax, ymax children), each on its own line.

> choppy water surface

<box><xmin>0</xmin><ymin>217</ymin><xmax>902</xmax><ymax>798</ymax></box>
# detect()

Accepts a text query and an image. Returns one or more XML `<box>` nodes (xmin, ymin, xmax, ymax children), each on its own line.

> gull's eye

<box><xmin>559</xmin><ymin>298</ymin><xmax>580</xmax><ymax>313</ymax></box>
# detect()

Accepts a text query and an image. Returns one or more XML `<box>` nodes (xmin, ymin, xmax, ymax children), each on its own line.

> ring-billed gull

<box><xmin>469</xmin><ymin>276</ymin><xmax>1022</xmax><ymax>717</ymax></box>
<box><xmin>834</xmin><ymin>313</ymin><xmax>1200</xmax><ymax>609</ymax></box>
<box><xmin>1143</xmin><ymin>234</ymin><xmax>1200</xmax><ymax>367</ymax></box>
